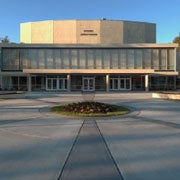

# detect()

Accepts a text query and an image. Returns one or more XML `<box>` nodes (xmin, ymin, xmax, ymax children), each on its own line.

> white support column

<box><xmin>67</xmin><ymin>74</ymin><xmax>71</xmax><ymax>92</ymax></box>
<box><xmin>28</xmin><ymin>74</ymin><xmax>32</xmax><ymax>92</ymax></box>
<box><xmin>106</xmin><ymin>74</ymin><xmax>110</xmax><ymax>92</ymax></box>
<box><xmin>145</xmin><ymin>74</ymin><xmax>149</xmax><ymax>92</ymax></box>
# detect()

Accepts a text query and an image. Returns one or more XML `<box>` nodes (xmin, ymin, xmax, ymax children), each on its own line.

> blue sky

<box><xmin>0</xmin><ymin>0</ymin><xmax>179</xmax><ymax>43</ymax></box>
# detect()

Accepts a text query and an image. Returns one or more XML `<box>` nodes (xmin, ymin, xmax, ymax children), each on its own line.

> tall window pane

<box><xmin>20</xmin><ymin>49</ymin><xmax>30</xmax><ymax>69</ymax></box>
<box><xmin>37</xmin><ymin>49</ymin><xmax>45</xmax><ymax>69</ymax></box>
<box><xmin>168</xmin><ymin>49</ymin><xmax>174</xmax><ymax>70</ymax></box>
<box><xmin>71</xmin><ymin>49</ymin><xmax>78</xmax><ymax>69</ymax></box>
<box><xmin>144</xmin><ymin>49</ymin><xmax>151</xmax><ymax>69</ymax></box>
<box><xmin>161</xmin><ymin>49</ymin><xmax>167</xmax><ymax>70</ymax></box>
<box><xmin>29</xmin><ymin>49</ymin><xmax>37</xmax><ymax>69</ymax></box>
<box><xmin>54</xmin><ymin>49</ymin><xmax>61</xmax><ymax>69</ymax></box>
<box><xmin>102</xmin><ymin>50</ymin><xmax>110</xmax><ymax>69</ymax></box>
<box><xmin>135</xmin><ymin>49</ymin><xmax>143</xmax><ymax>69</ymax></box>
<box><xmin>127</xmin><ymin>49</ymin><xmax>134</xmax><ymax>69</ymax></box>
<box><xmin>87</xmin><ymin>49</ymin><xmax>94</xmax><ymax>69</ymax></box>
<box><xmin>111</xmin><ymin>49</ymin><xmax>119</xmax><ymax>69</ymax></box>
<box><xmin>3</xmin><ymin>49</ymin><xmax>20</xmax><ymax>70</ymax></box>
<box><xmin>61</xmin><ymin>49</ymin><xmax>69</xmax><ymax>69</ymax></box>
<box><xmin>152</xmin><ymin>49</ymin><xmax>159</xmax><ymax>70</ymax></box>
<box><xmin>119</xmin><ymin>49</ymin><xmax>126</xmax><ymax>69</ymax></box>
<box><xmin>46</xmin><ymin>49</ymin><xmax>53</xmax><ymax>69</ymax></box>
<box><xmin>79</xmin><ymin>49</ymin><xmax>86</xmax><ymax>69</ymax></box>
<box><xmin>95</xmin><ymin>49</ymin><xmax>102</xmax><ymax>69</ymax></box>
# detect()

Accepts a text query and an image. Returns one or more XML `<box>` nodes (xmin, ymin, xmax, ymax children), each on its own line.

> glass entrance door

<box><xmin>47</xmin><ymin>78</ymin><xmax>57</xmax><ymax>90</ymax></box>
<box><xmin>83</xmin><ymin>77</ymin><xmax>95</xmax><ymax>91</ymax></box>
<box><xmin>120</xmin><ymin>78</ymin><xmax>125</xmax><ymax>90</ymax></box>
<box><xmin>110</xmin><ymin>77</ymin><xmax>131</xmax><ymax>91</ymax></box>
<box><xmin>59</xmin><ymin>78</ymin><xmax>67</xmax><ymax>90</ymax></box>
<box><xmin>120</xmin><ymin>78</ymin><xmax>131</xmax><ymax>90</ymax></box>
<box><xmin>46</xmin><ymin>77</ymin><xmax>67</xmax><ymax>91</ymax></box>
<box><xmin>110</xmin><ymin>78</ymin><xmax>119</xmax><ymax>90</ymax></box>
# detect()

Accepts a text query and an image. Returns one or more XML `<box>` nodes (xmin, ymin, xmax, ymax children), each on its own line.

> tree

<box><xmin>0</xmin><ymin>36</ymin><xmax>10</xmax><ymax>43</ymax></box>
<box><xmin>173</xmin><ymin>35</ymin><xmax>180</xmax><ymax>50</ymax></box>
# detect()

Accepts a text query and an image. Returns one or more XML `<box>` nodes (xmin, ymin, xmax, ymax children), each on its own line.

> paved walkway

<box><xmin>0</xmin><ymin>92</ymin><xmax>180</xmax><ymax>180</ymax></box>
<box><xmin>59</xmin><ymin>119</ymin><xmax>123</xmax><ymax>180</ymax></box>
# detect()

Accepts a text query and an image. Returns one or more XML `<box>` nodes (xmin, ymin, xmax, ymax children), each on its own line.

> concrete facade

<box><xmin>123</xmin><ymin>21</ymin><xmax>156</xmax><ymax>43</ymax></box>
<box><xmin>0</xmin><ymin>43</ymin><xmax>178</xmax><ymax>92</ymax></box>
<box><xmin>100</xmin><ymin>20</ymin><xmax>124</xmax><ymax>44</ymax></box>
<box><xmin>20</xmin><ymin>20</ymin><xmax>156</xmax><ymax>44</ymax></box>
<box><xmin>54</xmin><ymin>20</ymin><xmax>77</xmax><ymax>44</ymax></box>
<box><xmin>31</xmin><ymin>21</ymin><xmax>53</xmax><ymax>43</ymax></box>
<box><xmin>0</xmin><ymin>19</ymin><xmax>179</xmax><ymax>92</ymax></box>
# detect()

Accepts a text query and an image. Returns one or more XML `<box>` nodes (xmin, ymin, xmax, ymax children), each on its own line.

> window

<box><xmin>2</xmin><ymin>49</ymin><xmax>20</xmax><ymax>70</ymax></box>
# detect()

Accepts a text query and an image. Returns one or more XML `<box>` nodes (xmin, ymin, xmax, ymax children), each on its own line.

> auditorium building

<box><xmin>0</xmin><ymin>20</ymin><xmax>179</xmax><ymax>92</ymax></box>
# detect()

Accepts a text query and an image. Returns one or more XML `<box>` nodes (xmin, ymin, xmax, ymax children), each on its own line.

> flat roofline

<box><xmin>20</xmin><ymin>19</ymin><xmax>156</xmax><ymax>25</ymax></box>
<box><xmin>0</xmin><ymin>43</ymin><xmax>178</xmax><ymax>48</ymax></box>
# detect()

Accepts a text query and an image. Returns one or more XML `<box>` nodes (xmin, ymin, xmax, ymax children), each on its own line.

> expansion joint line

<box><xmin>58</xmin><ymin>119</ymin><xmax>85</xmax><ymax>180</ymax></box>
<box><xmin>95</xmin><ymin>120</ymin><xmax>124</xmax><ymax>180</ymax></box>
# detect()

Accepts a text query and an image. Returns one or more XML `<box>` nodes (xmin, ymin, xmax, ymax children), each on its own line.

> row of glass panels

<box><xmin>1</xmin><ymin>75</ymin><xmax>175</xmax><ymax>91</ymax></box>
<box><xmin>46</xmin><ymin>77</ymin><xmax>132</xmax><ymax>91</ymax></box>
<box><xmin>1</xmin><ymin>48</ymin><xmax>175</xmax><ymax>71</ymax></box>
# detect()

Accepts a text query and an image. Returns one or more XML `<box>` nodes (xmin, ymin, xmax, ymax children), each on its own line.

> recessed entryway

<box><xmin>46</xmin><ymin>77</ymin><xmax>67</xmax><ymax>91</ymax></box>
<box><xmin>110</xmin><ymin>76</ymin><xmax>131</xmax><ymax>90</ymax></box>
<box><xmin>82</xmin><ymin>77</ymin><xmax>95</xmax><ymax>91</ymax></box>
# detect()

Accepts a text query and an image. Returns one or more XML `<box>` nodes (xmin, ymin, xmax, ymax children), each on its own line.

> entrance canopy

<box><xmin>23</xmin><ymin>69</ymin><xmax>178</xmax><ymax>76</ymax></box>
<box><xmin>23</xmin><ymin>69</ymin><xmax>155</xmax><ymax>74</ymax></box>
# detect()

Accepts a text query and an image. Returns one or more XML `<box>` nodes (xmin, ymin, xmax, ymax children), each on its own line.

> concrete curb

<box><xmin>152</xmin><ymin>92</ymin><xmax>180</xmax><ymax>100</ymax></box>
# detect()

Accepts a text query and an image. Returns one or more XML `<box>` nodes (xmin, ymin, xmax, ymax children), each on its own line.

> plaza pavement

<box><xmin>0</xmin><ymin>92</ymin><xmax>180</xmax><ymax>180</ymax></box>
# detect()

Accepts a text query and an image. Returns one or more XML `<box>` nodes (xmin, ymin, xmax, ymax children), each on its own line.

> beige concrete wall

<box><xmin>20</xmin><ymin>23</ymin><xmax>32</xmax><ymax>43</ymax></box>
<box><xmin>100</xmin><ymin>20</ymin><xmax>124</xmax><ymax>44</ymax></box>
<box><xmin>20</xmin><ymin>20</ymin><xmax>156</xmax><ymax>44</ymax></box>
<box><xmin>123</xmin><ymin>21</ymin><xmax>156</xmax><ymax>43</ymax></box>
<box><xmin>76</xmin><ymin>20</ymin><xmax>100</xmax><ymax>44</ymax></box>
<box><xmin>53</xmin><ymin>20</ymin><xmax>76</xmax><ymax>43</ymax></box>
<box><xmin>31</xmin><ymin>21</ymin><xmax>53</xmax><ymax>43</ymax></box>
<box><xmin>145</xmin><ymin>23</ymin><xmax>156</xmax><ymax>43</ymax></box>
